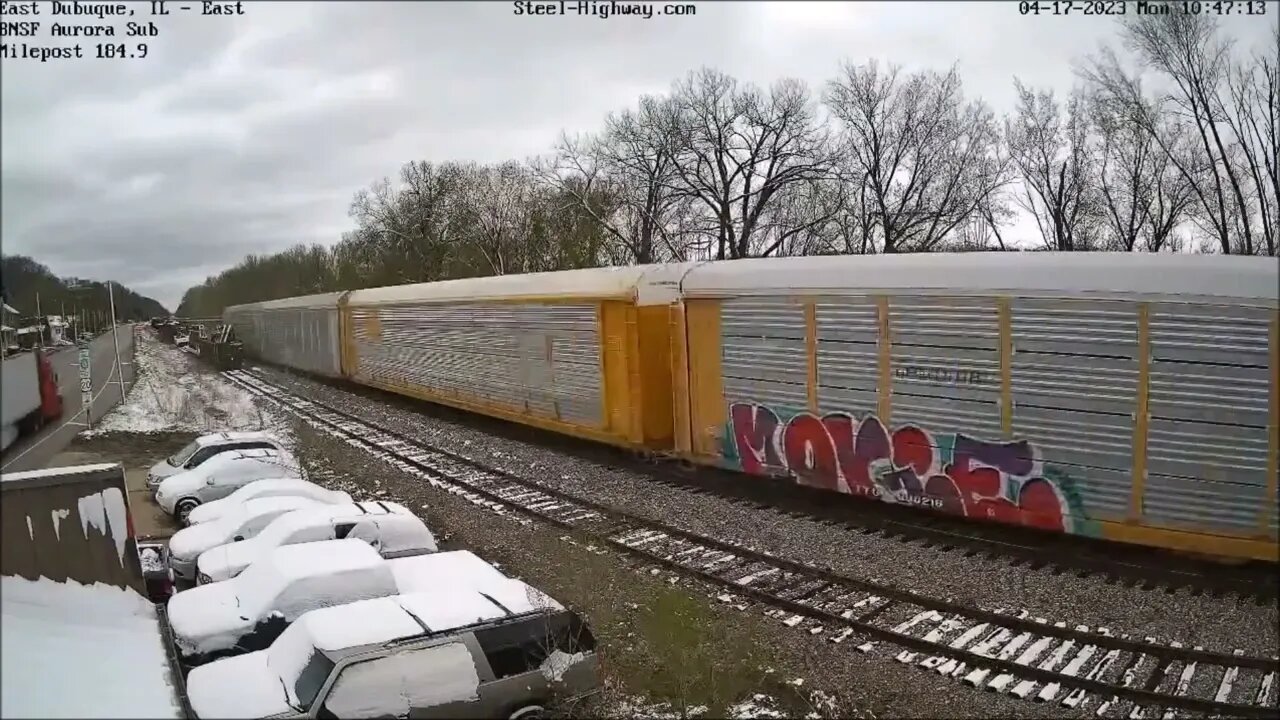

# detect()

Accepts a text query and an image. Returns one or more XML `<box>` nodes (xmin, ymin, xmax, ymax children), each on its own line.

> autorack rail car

<box><xmin>224</xmin><ymin>253</ymin><xmax>1279</xmax><ymax>563</ymax></box>
<box><xmin>225</xmin><ymin>292</ymin><xmax>347</xmax><ymax>378</ymax></box>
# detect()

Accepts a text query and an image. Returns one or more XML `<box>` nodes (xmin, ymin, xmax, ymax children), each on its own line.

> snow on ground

<box><xmin>604</xmin><ymin>689</ymin><xmax>835</xmax><ymax>719</ymax></box>
<box><xmin>1</xmin><ymin>575</ymin><xmax>183</xmax><ymax>719</ymax></box>
<box><xmin>727</xmin><ymin>695</ymin><xmax>788</xmax><ymax>719</ymax></box>
<box><xmin>82</xmin><ymin>334</ymin><xmax>292</xmax><ymax>447</ymax></box>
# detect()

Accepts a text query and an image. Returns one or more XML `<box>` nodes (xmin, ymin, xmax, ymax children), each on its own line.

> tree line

<box><xmin>177</xmin><ymin>11</ymin><xmax>1278</xmax><ymax>317</ymax></box>
<box><xmin>1</xmin><ymin>255</ymin><xmax>169</xmax><ymax>333</ymax></box>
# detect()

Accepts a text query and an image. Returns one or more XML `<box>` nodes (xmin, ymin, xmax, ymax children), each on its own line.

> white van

<box><xmin>155</xmin><ymin>448</ymin><xmax>302</xmax><ymax>524</ymax></box>
<box><xmin>149</xmin><ymin>432</ymin><xmax>291</xmax><ymax>490</ymax></box>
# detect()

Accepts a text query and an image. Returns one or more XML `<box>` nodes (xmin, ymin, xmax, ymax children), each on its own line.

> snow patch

<box><xmin>605</xmin><ymin>696</ymin><xmax>707</xmax><ymax>719</ymax></box>
<box><xmin>539</xmin><ymin>649</ymin><xmax>586</xmax><ymax>683</ymax></box>
<box><xmin>103</xmin><ymin>487</ymin><xmax>128</xmax><ymax>563</ymax></box>
<box><xmin>139</xmin><ymin>547</ymin><xmax>165</xmax><ymax>573</ymax></box>
<box><xmin>50</xmin><ymin>508</ymin><xmax>70</xmax><ymax>540</ymax></box>
<box><xmin>81</xmin><ymin>335</ymin><xmax>293</xmax><ymax>448</ymax></box>
<box><xmin>728</xmin><ymin>694</ymin><xmax>787</xmax><ymax>719</ymax></box>
<box><xmin>75</xmin><ymin>488</ymin><xmax>128</xmax><ymax>566</ymax></box>
<box><xmin>26</xmin><ymin>515</ymin><xmax>33</xmax><ymax>540</ymax></box>
<box><xmin>1</xmin><ymin>576</ymin><xmax>182</xmax><ymax>719</ymax></box>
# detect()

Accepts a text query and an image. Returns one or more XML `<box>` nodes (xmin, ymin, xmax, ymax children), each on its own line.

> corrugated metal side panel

<box><xmin>815</xmin><ymin>297</ymin><xmax>879</xmax><ymax>415</ymax></box>
<box><xmin>888</xmin><ymin>296</ymin><xmax>1002</xmax><ymax>438</ymax></box>
<box><xmin>1143</xmin><ymin>302</ymin><xmax>1272</xmax><ymax>534</ymax></box>
<box><xmin>244</xmin><ymin>308</ymin><xmax>343</xmax><ymax>378</ymax></box>
<box><xmin>351</xmin><ymin>302</ymin><xmax>602</xmax><ymax>427</ymax></box>
<box><xmin>721</xmin><ymin>298</ymin><xmax>807</xmax><ymax>411</ymax></box>
<box><xmin>1011</xmin><ymin>298</ymin><xmax>1138</xmax><ymax>521</ymax></box>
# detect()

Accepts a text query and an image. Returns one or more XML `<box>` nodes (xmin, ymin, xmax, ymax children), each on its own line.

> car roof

<box><xmin>197</xmin><ymin>430</ymin><xmax>275</xmax><ymax>446</ymax></box>
<box><xmin>251</xmin><ymin>538</ymin><xmax>383</xmax><ymax>584</ymax></box>
<box><xmin>263</xmin><ymin>501</ymin><xmax>409</xmax><ymax>533</ymax></box>
<box><xmin>239</xmin><ymin>495</ymin><xmax>320</xmax><ymax>515</ymax></box>
<box><xmin>388</xmin><ymin>549</ymin><xmax>512</xmax><ymax>594</ymax></box>
<box><xmin>217</xmin><ymin>447</ymin><xmax>283</xmax><ymax>461</ymax></box>
<box><xmin>300</xmin><ymin>577</ymin><xmax>564</xmax><ymax>655</ymax></box>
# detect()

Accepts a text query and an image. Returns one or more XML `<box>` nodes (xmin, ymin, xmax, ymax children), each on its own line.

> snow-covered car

<box><xmin>194</xmin><ymin>501</ymin><xmax>436</xmax><ymax>585</ymax></box>
<box><xmin>167</xmin><ymin>496</ymin><xmax>325</xmax><ymax>583</ymax></box>
<box><xmin>168</xmin><ymin>540</ymin><xmax>505</xmax><ymax>667</ymax></box>
<box><xmin>154</xmin><ymin>448</ymin><xmax>301</xmax><ymax>524</ymax></box>
<box><xmin>186</xmin><ymin>479</ymin><xmax>352</xmax><ymax>526</ymax></box>
<box><xmin>185</xmin><ymin>582</ymin><xmax>600</xmax><ymax>719</ymax></box>
<box><xmin>148</xmin><ymin>431</ymin><xmax>290</xmax><ymax>490</ymax></box>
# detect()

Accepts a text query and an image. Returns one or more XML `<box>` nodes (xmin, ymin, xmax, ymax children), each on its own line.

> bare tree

<box><xmin>1085</xmin><ymin>12</ymin><xmax>1265</xmax><ymax>254</ymax></box>
<box><xmin>1006</xmin><ymin>81</ymin><xmax>1100</xmax><ymax>251</ymax></box>
<box><xmin>824</xmin><ymin>60</ymin><xmax>1009</xmax><ymax>254</ymax></box>
<box><xmin>535</xmin><ymin>94</ymin><xmax>693</xmax><ymax>264</ymax></box>
<box><xmin>663</xmin><ymin>68</ymin><xmax>836</xmax><ymax>259</ymax></box>
<box><xmin>456</xmin><ymin>161</ymin><xmax>546</xmax><ymax>275</ymax></box>
<box><xmin>1091</xmin><ymin>90</ymin><xmax>1195</xmax><ymax>252</ymax></box>
<box><xmin>1219</xmin><ymin>25</ymin><xmax>1279</xmax><ymax>255</ymax></box>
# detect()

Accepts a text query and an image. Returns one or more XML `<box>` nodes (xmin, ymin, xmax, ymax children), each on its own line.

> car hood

<box><xmin>156</xmin><ymin>472</ymin><xmax>202</xmax><ymax>501</ymax></box>
<box><xmin>169</xmin><ymin>522</ymin><xmax>232</xmax><ymax>563</ymax></box>
<box><xmin>197</xmin><ymin>539</ymin><xmax>261</xmax><ymax>582</ymax></box>
<box><xmin>187</xmin><ymin>650</ymin><xmax>296</xmax><ymax>719</ymax></box>
<box><xmin>166</xmin><ymin>582</ymin><xmax>253</xmax><ymax>658</ymax></box>
<box><xmin>186</xmin><ymin>499</ymin><xmax>228</xmax><ymax>525</ymax></box>
<box><xmin>149</xmin><ymin>459</ymin><xmax>180</xmax><ymax>480</ymax></box>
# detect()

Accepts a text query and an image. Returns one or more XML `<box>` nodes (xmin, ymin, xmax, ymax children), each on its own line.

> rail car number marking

<box><xmin>895</xmin><ymin>365</ymin><xmax>985</xmax><ymax>386</ymax></box>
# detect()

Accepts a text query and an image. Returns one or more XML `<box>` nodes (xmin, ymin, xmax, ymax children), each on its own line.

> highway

<box><xmin>1</xmin><ymin>327</ymin><xmax>138</xmax><ymax>474</ymax></box>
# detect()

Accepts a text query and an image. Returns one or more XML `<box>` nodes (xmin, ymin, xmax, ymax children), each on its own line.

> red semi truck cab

<box><xmin>37</xmin><ymin>351</ymin><xmax>63</xmax><ymax>421</ymax></box>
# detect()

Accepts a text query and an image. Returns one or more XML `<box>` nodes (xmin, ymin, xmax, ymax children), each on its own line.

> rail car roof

<box><xmin>678</xmin><ymin>252</ymin><xmax>1279</xmax><ymax>305</ymax></box>
<box><xmin>345</xmin><ymin>263</ymin><xmax>696</xmax><ymax>307</ymax></box>
<box><xmin>225</xmin><ymin>291</ymin><xmax>347</xmax><ymax>313</ymax></box>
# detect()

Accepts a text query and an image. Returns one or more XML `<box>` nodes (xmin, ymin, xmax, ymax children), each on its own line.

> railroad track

<box><xmin>225</xmin><ymin>369</ymin><xmax>1279</xmax><ymax>718</ymax></box>
<box><xmin>291</xmin><ymin>364</ymin><xmax>1278</xmax><ymax>605</ymax></box>
<box><xmin>642</xmin><ymin>468</ymin><xmax>1279</xmax><ymax>606</ymax></box>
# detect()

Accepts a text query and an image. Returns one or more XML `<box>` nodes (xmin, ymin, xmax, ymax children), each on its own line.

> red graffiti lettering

<box><xmin>730</xmin><ymin>403</ymin><xmax>781</xmax><ymax>474</ymax></box>
<box><xmin>782</xmin><ymin>414</ymin><xmax>842</xmax><ymax>492</ymax></box>
<box><xmin>727</xmin><ymin>402</ymin><xmax>1071</xmax><ymax>534</ymax></box>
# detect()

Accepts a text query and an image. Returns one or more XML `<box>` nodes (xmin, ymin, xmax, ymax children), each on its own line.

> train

<box><xmin>224</xmin><ymin>252</ymin><xmax>1279</xmax><ymax>563</ymax></box>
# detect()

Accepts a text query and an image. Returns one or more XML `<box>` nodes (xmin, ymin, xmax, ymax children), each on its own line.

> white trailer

<box><xmin>2</xmin><ymin>351</ymin><xmax>42</xmax><ymax>452</ymax></box>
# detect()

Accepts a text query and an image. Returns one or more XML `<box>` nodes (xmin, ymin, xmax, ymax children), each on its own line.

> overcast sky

<box><xmin>1</xmin><ymin>1</ymin><xmax>1273</xmax><ymax>311</ymax></box>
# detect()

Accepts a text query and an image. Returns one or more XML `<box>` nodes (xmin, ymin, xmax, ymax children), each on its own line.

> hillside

<box><xmin>0</xmin><ymin>255</ymin><xmax>169</xmax><ymax>323</ymax></box>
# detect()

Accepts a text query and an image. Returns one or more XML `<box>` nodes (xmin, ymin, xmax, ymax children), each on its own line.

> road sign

<box><xmin>78</xmin><ymin>347</ymin><xmax>92</xmax><ymax>423</ymax></box>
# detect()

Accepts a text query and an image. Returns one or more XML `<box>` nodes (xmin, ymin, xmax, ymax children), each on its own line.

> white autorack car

<box><xmin>155</xmin><ymin>448</ymin><xmax>302</xmax><ymax>524</ymax></box>
<box><xmin>168</xmin><ymin>540</ymin><xmax>507</xmax><ymax>668</ymax></box>
<box><xmin>167</xmin><ymin>495</ymin><xmax>325</xmax><ymax>582</ymax></box>
<box><xmin>195</xmin><ymin>501</ymin><xmax>437</xmax><ymax>585</ymax></box>
<box><xmin>186</xmin><ymin>479</ymin><xmax>352</xmax><ymax>526</ymax></box>
<box><xmin>148</xmin><ymin>431</ymin><xmax>291</xmax><ymax>491</ymax></box>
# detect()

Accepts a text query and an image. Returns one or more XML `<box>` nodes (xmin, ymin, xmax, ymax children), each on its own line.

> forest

<box><xmin>177</xmin><ymin>12</ymin><xmax>1277</xmax><ymax>317</ymax></box>
<box><xmin>0</xmin><ymin>255</ymin><xmax>169</xmax><ymax>331</ymax></box>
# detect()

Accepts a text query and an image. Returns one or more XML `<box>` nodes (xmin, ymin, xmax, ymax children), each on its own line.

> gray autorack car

<box><xmin>185</xmin><ymin>579</ymin><xmax>600</xmax><ymax>719</ymax></box>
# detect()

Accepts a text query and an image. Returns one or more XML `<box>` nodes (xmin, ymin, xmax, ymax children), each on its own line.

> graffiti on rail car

<box><xmin>722</xmin><ymin>402</ymin><xmax>1096</xmax><ymax>537</ymax></box>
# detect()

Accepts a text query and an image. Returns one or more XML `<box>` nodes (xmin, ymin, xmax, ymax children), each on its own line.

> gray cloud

<box><xmin>2</xmin><ymin>1</ymin><xmax>1271</xmax><ymax>311</ymax></box>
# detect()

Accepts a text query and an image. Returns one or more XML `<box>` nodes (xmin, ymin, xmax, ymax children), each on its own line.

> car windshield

<box><xmin>167</xmin><ymin>440</ymin><xmax>202</xmax><ymax>467</ymax></box>
<box><xmin>267</xmin><ymin>619</ymin><xmax>333</xmax><ymax>711</ymax></box>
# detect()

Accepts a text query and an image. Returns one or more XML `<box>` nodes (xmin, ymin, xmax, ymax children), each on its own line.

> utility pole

<box><xmin>35</xmin><ymin>291</ymin><xmax>42</xmax><ymax>349</ymax></box>
<box><xmin>107</xmin><ymin>282</ymin><xmax>126</xmax><ymax>396</ymax></box>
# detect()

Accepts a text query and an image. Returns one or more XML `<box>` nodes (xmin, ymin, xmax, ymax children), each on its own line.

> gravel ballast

<box><xmin>283</xmin><ymin>410</ymin><xmax>1091</xmax><ymax>719</ymax></box>
<box><xmin>257</xmin><ymin>366</ymin><xmax>1279</xmax><ymax>659</ymax></box>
